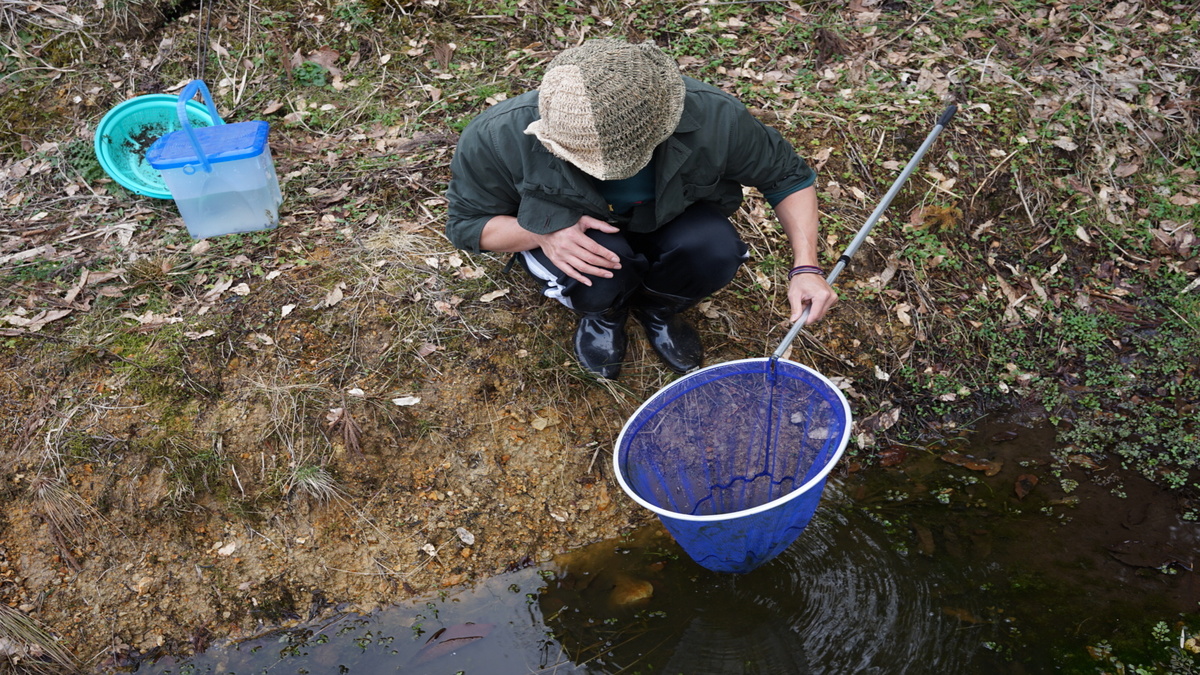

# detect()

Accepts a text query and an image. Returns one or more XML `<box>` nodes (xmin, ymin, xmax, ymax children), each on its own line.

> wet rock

<box><xmin>609</xmin><ymin>576</ymin><xmax>654</xmax><ymax>607</ymax></box>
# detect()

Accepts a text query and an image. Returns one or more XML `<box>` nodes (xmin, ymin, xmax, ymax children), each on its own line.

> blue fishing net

<box><xmin>615</xmin><ymin>358</ymin><xmax>851</xmax><ymax>573</ymax></box>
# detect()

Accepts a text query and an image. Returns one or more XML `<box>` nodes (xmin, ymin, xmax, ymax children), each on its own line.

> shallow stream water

<box><xmin>142</xmin><ymin>412</ymin><xmax>1200</xmax><ymax>674</ymax></box>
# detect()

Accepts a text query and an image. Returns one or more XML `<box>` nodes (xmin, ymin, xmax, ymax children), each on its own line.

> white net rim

<box><xmin>612</xmin><ymin>357</ymin><xmax>853</xmax><ymax>523</ymax></box>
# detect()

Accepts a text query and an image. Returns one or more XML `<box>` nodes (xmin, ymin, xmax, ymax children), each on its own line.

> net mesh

<box><xmin>618</xmin><ymin>358</ymin><xmax>849</xmax><ymax>518</ymax></box>
<box><xmin>615</xmin><ymin>358</ymin><xmax>850</xmax><ymax>572</ymax></box>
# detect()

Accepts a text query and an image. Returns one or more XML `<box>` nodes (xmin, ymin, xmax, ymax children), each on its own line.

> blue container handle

<box><xmin>176</xmin><ymin>79</ymin><xmax>226</xmax><ymax>174</ymax></box>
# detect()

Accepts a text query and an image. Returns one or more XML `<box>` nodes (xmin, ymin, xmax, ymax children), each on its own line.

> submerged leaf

<box><xmin>878</xmin><ymin>446</ymin><xmax>909</xmax><ymax>467</ymax></box>
<box><xmin>941</xmin><ymin>452</ymin><xmax>1003</xmax><ymax>476</ymax></box>
<box><xmin>1014</xmin><ymin>474</ymin><xmax>1039</xmax><ymax>500</ymax></box>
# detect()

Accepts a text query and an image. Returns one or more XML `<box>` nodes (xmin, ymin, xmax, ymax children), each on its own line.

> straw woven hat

<box><xmin>524</xmin><ymin>40</ymin><xmax>685</xmax><ymax>181</ymax></box>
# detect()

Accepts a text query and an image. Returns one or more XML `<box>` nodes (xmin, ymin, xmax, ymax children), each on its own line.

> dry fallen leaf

<box><xmin>203</xmin><ymin>277</ymin><xmax>234</xmax><ymax>302</ymax></box>
<box><xmin>1067</xmin><ymin>454</ymin><xmax>1104</xmax><ymax>470</ymax></box>
<box><xmin>1113</xmin><ymin>163</ymin><xmax>1139</xmax><ymax>178</ymax></box>
<box><xmin>1052</xmin><ymin>136</ymin><xmax>1079</xmax><ymax>152</ymax></box>
<box><xmin>121</xmin><ymin>310</ymin><xmax>183</xmax><ymax>328</ymax></box>
<box><xmin>480</xmin><ymin>289</ymin><xmax>509</xmax><ymax>303</ymax></box>
<box><xmin>753</xmin><ymin>268</ymin><xmax>772</xmax><ymax>291</ymax></box>
<box><xmin>306</xmin><ymin>47</ymin><xmax>342</xmax><ymax>76</ymax></box>
<box><xmin>2</xmin><ymin>309</ymin><xmax>72</xmax><ymax>332</ymax></box>
<box><xmin>322</xmin><ymin>282</ymin><xmax>346</xmax><ymax>307</ymax></box>
<box><xmin>811</xmin><ymin>146</ymin><xmax>834</xmax><ymax>169</ymax></box>
<box><xmin>852</xmin><ymin>406</ymin><xmax>900</xmax><ymax>447</ymax></box>
<box><xmin>392</xmin><ymin>396</ymin><xmax>420</xmax><ymax>406</ymax></box>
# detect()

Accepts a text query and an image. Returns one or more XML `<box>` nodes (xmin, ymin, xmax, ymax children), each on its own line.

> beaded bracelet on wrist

<box><xmin>787</xmin><ymin>265</ymin><xmax>825</xmax><ymax>281</ymax></box>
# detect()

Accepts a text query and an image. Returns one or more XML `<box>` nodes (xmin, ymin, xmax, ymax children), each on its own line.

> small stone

<box><xmin>609</xmin><ymin>577</ymin><xmax>654</xmax><ymax>607</ymax></box>
<box><xmin>455</xmin><ymin>527</ymin><xmax>475</xmax><ymax>546</ymax></box>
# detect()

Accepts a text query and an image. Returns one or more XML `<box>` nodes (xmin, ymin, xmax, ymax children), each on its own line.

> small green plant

<box><xmin>59</xmin><ymin>138</ymin><xmax>107</xmax><ymax>183</ymax></box>
<box><xmin>293</xmin><ymin>61</ymin><xmax>329</xmax><ymax>87</ymax></box>
<box><xmin>289</xmin><ymin>465</ymin><xmax>338</xmax><ymax>503</ymax></box>
<box><xmin>332</xmin><ymin>1</ymin><xmax>374</xmax><ymax>29</ymax></box>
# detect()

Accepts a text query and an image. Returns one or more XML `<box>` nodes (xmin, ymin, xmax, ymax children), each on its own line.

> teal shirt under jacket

<box><xmin>446</xmin><ymin>76</ymin><xmax>816</xmax><ymax>253</ymax></box>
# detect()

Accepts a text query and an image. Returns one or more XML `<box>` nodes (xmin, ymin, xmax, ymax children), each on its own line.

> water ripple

<box><xmin>545</xmin><ymin>486</ymin><xmax>1000</xmax><ymax>674</ymax></box>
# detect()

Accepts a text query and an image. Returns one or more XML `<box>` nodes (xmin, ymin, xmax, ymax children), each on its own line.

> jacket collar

<box><xmin>673</xmin><ymin>105</ymin><xmax>702</xmax><ymax>134</ymax></box>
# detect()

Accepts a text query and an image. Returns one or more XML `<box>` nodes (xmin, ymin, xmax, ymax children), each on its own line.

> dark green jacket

<box><xmin>446</xmin><ymin>76</ymin><xmax>815</xmax><ymax>253</ymax></box>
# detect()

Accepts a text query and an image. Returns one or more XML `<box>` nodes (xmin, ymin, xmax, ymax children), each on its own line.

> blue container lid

<box><xmin>146</xmin><ymin>120</ymin><xmax>270</xmax><ymax>170</ymax></box>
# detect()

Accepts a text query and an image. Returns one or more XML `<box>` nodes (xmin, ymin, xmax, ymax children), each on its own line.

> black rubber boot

<box><xmin>632</xmin><ymin>288</ymin><xmax>704</xmax><ymax>373</ymax></box>
<box><xmin>573</xmin><ymin>304</ymin><xmax>629</xmax><ymax>380</ymax></box>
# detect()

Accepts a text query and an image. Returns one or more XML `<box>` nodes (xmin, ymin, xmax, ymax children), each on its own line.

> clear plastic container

<box><xmin>146</xmin><ymin>81</ymin><xmax>283</xmax><ymax>239</ymax></box>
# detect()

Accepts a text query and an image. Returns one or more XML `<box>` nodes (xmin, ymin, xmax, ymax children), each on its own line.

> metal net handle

<box><xmin>773</xmin><ymin>104</ymin><xmax>958</xmax><ymax>360</ymax></box>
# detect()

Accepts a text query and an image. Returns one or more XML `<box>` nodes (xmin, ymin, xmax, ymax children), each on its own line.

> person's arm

<box><xmin>773</xmin><ymin>186</ymin><xmax>837</xmax><ymax>324</ymax></box>
<box><xmin>479</xmin><ymin>214</ymin><xmax>622</xmax><ymax>287</ymax></box>
<box><xmin>712</xmin><ymin>95</ymin><xmax>834</xmax><ymax>323</ymax></box>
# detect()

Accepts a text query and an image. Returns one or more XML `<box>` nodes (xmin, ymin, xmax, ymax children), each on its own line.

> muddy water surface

<box><xmin>141</xmin><ymin>412</ymin><xmax>1200</xmax><ymax>674</ymax></box>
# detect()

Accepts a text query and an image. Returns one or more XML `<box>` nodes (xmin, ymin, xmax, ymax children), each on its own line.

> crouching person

<box><xmin>446</xmin><ymin>39</ymin><xmax>836</xmax><ymax>379</ymax></box>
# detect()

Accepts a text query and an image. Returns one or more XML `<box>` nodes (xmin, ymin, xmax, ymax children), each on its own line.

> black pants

<box><xmin>519</xmin><ymin>203</ymin><xmax>750</xmax><ymax>313</ymax></box>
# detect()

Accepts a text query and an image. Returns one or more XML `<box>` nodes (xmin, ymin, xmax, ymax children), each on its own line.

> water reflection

<box><xmin>144</xmin><ymin>564</ymin><xmax>571</xmax><ymax>674</ymax></box>
<box><xmin>540</xmin><ymin>491</ymin><xmax>1002</xmax><ymax>674</ymax></box>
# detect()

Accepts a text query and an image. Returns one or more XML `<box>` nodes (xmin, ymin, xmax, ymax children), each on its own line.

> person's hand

<box><xmin>532</xmin><ymin>215</ymin><xmax>622</xmax><ymax>285</ymax></box>
<box><xmin>788</xmin><ymin>273</ymin><xmax>838</xmax><ymax>325</ymax></box>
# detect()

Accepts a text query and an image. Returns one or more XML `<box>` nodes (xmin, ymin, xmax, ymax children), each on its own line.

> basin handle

<box><xmin>176</xmin><ymin>79</ymin><xmax>226</xmax><ymax>174</ymax></box>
